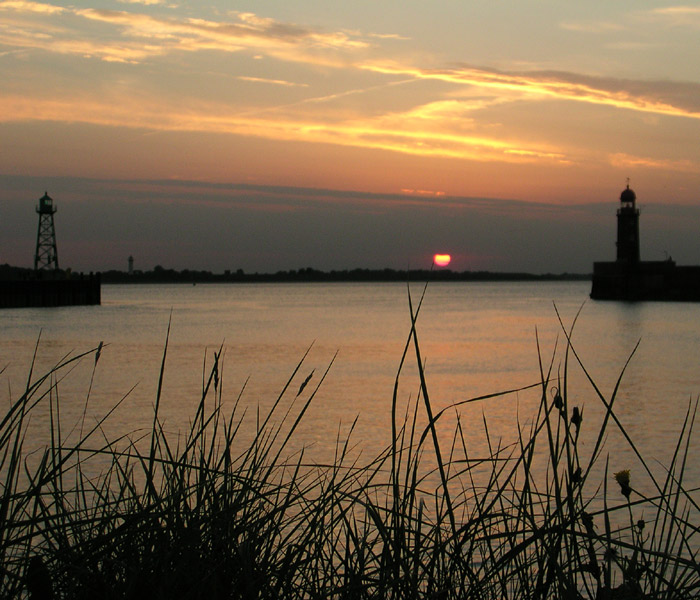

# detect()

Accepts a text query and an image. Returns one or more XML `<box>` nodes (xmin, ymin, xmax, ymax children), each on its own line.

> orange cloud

<box><xmin>647</xmin><ymin>6</ymin><xmax>700</xmax><ymax>27</ymax></box>
<box><xmin>609</xmin><ymin>153</ymin><xmax>699</xmax><ymax>173</ymax></box>
<box><xmin>559</xmin><ymin>21</ymin><xmax>624</xmax><ymax>34</ymax></box>
<box><xmin>1</xmin><ymin>0</ymin><xmax>698</xmax><ymax>178</ymax></box>
<box><xmin>238</xmin><ymin>76</ymin><xmax>308</xmax><ymax>87</ymax></box>
<box><xmin>0</xmin><ymin>0</ymin><xmax>65</xmax><ymax>14</ymax></box>
<box><xmin>3</xmin><ymin>1</ymin><xmax>698</xmax><ymax>124</ymax></box>
<box><xmin>401</xmin><ymin>189</ymin><xmax>446</xmax><ymax>197</ymax></box>
<box><xmin>361</xmin><ymin>62</ymin><xmax>700</xmax><ymax>120</ymax></box>
<box><xmin>118</xmin><ymin>0</ymin><xmax>167</xmax><ymax>5</ymax></box>
<box><xmin>0</xmin><ymin>2</ymin><xmax>373</xmax><ymax>66</ymax></box>
<box><xmin>0</xmin><ymin>90</ymin><xmax>567</xmax><ymax>166</ymax></box>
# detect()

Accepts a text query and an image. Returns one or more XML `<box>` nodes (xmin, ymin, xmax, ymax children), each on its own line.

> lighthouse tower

<box><xmin>34</xmin><ymin>191</ymin><xmax>59</xmax><ymax>271</ymax></box>
<box><xmin>616</xmin><ymin>183</ymin><xmax>640</xmax><ymax>264</ymax></box>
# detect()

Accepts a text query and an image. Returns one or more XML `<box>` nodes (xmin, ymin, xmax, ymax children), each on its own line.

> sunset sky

<box><xmin>2</xmin><ymin>1</ymin><xmax>700</xmax><ymax>273</ymax></box>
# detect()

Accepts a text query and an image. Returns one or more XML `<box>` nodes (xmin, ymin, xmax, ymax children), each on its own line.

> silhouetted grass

<box><xmin>1</xmin><ymin>292</ymin><xmax>699</xmax><ymax>599</ymax></box>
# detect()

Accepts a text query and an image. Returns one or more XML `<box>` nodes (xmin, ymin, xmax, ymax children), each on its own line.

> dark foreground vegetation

<box><xmin>1</xmin><ymin>289</ymin><xmax>697</xmax><ymax>599</ymax></box>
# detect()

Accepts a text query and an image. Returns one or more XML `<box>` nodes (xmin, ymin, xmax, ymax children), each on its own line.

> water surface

<box><xmin>2</xmin><ymin>281</ymin><xmax>699</xmax><ymax>493</ymax></box>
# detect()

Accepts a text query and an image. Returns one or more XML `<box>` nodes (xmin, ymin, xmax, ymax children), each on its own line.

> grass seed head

<box><xmin>571</xmin><ymin>406</ymin><xmax>582</xmax><ymax>432</ymax></box>
<box><xmin>552</xmin><ymin>387</ymin><xmax>563</xmax><ymax>410</ymax></box>
<box><xmin>614</xmin><ymin>469</ymin><xmax>632</xmax><ymax>499</ymax></box>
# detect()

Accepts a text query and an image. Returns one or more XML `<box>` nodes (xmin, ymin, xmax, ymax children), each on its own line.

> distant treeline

<box><xmin>100</xmin><ymin>265</ymin><xmax>590</xmax><ymax>283</ymax></box>
<box><xmin>1</xmin><ymin>263</ymin><xmax>590</xmax><ymax>284</ymax></box>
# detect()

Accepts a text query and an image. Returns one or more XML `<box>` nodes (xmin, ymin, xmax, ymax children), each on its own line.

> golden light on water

<box><xmin>433</xmin><ymin>253</ymin><xmax>451</xmax><ymax>267</ymax></box>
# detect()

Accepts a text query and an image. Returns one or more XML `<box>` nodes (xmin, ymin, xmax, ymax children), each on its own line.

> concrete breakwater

<box><xmin>0</xmin><ymin>274</ymin><xmax>101</xmax><ymax>308</ymax></box>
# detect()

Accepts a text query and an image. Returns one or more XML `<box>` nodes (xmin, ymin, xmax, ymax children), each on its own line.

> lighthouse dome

<box><xmin>620</xmin><ymin>185</ymin><xmax>636</xmax><ymax>203</ymax></box>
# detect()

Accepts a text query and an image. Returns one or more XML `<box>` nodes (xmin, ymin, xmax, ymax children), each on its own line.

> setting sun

<box><xmin>433</xmin><ymin>254</ymin><xmax>451</xmax><ymax>267</ymax></box>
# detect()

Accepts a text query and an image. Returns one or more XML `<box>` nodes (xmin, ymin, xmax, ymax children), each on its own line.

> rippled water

<box><xmin>2</xmin><ymin>280</ymin><xmax>699</xmax><ymax>494</ymax></box>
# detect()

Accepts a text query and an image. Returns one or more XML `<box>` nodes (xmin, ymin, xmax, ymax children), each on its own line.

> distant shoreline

<box><xmin>101</xmin><ymin>267</ymin><xmax>591</xmax><ymax>284</ymax></box>
<box><xmin>1</xmin><ymin>263</ymin><xmax>590</xmax><ymax>284</ymax></box>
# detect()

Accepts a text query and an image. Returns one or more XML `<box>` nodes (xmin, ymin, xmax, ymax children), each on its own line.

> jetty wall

<box><xmin>0</xmin><ymin>274</ymin><xmax>101</xmax><ymax>308</ymax></box>
<box><xmin>591</xmin><ymin>260</ymin><xmax>700</xmax><ymax>301</ymax></box>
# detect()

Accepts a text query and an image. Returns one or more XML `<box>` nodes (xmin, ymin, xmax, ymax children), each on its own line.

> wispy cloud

<box><xmin>1</xmin><ymin>0</ymin><xmax>698</xmax><ymax>177</ymax></box>
<box><xmin>361</xmin><ymin>62</ymin><xmax>700</xmax><ymax>120</ymax></box>
<box><xmin>0</xmin><ymin>0</ymin><xmax>64</xmax><ymax>14</ymax></box>
<box><xmin>562</xmin><ymin>7</ymin><xmax>700</xmax><ymax>35</ymax></box>
<box><xmin>400</xmin><ymin>188</ymin><xmax>446</xmax><ymax>197</ymax></box>
<box><xmin>0</xmin><ymin>90</ymin><xmax>567</xmax><ymax>165</ymax></box>
<box><xmin>117</xmin><ymin>0</ymin><xmax>167</xmax><ymax>5</ymax></box>
<box><xmin>559</xmin><ymin>21</ymin><xmax>624</xmax><ymax>34</ymax></box>
<box><xmin>609</xmin><ymin>153</ymin><xmax>699</xmax><ymax>173</ymax></box>
<box><xmin>367</xmin><ymin>32</ymin><xmax>410</xmax><ymax>41</ymax></box>
<box><xmin>0</xmin><ymin>1</ymin><xmax>372</xmax><ymax>64</ymax></box>
<box><xmin>238</xmin><ymin>76</ymin><xmax>308</xmax><ymax>87</ymax></box>
<box><xmin>2</xmin><ymin>1</ymin><xmax>698</xmax><ymax>122</ymax></box>
<box><xmin>646</xmin><ymin>5</ymin><xmax>700</xmax><ymax>28</ymax></box>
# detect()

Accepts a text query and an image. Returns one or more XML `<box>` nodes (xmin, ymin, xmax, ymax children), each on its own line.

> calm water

<box><xmin>2</xmin><ymin>281</ymin><xmax>700</xmax><ymax>493</ymax></box>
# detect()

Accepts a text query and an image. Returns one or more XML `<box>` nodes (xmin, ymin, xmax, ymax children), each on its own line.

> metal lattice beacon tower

<box><xmin>34</xmin><ymin>191</ymin><xmax>59</xmax><ymax>271</ymax></box>
<box><xmin>616</xmin><ymin>182</ymin><xmax>640</xmax><ymax>264</ymax></box>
